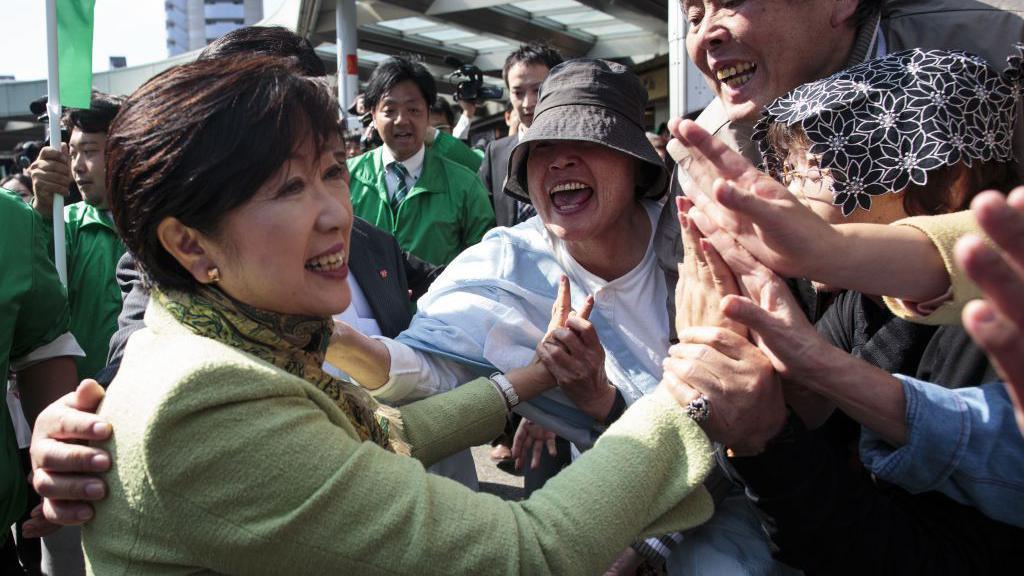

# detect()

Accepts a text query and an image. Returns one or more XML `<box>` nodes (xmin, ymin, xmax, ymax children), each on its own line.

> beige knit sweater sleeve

<box><xmin>883</xmin><ymin>211</ymin><xmax>985</xmax><ymax>326</ymax></box>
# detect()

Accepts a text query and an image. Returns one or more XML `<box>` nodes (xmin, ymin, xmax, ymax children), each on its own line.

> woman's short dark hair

<box><xmin>363</xmin><ymin>56</ymin><xmax>437</xmax><ymax>111</ymax></box>
<box><xmin>62</xmin><ymin>91</ymin><xmax>124</xmax><ymax>134</ymax></box>
<box><xmin>106</xmin><ymin>55</ymin><xmax>340</xmax><ymax>292</ymax></box>
<box><xmin>430</xmin><ymin>98</ymin><xmax>455</xmax><ymax>126</ymax></box>
<box><xmin>502</xmin><ymin>42</ymin><xmax>563</xmax><ymax>86</ymax></box>
<box><xmin>765</xmin><ymin>122</ymin><xmax>1019</xmax><ymax>216</ymax></box>
<box><xmin>198</xmin><ymin>25</ymin><xmax>326</xmax><ymax>77</ymax></box>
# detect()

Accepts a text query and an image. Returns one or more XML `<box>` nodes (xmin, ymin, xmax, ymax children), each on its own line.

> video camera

<box><xmin>28</xmin><ymin>95</ymin><xmax>70</xmax><ymax>146</ymax></box>
<box><xmin>444</xmin><ymin>56</ymin><xmax>503</xmax><ymax>102</ymax></box>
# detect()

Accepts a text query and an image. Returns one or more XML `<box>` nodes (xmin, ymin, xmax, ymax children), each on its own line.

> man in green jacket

<box><xmin>0</xmin><ymin>187</ymin><xmax>80</xmax><ymax>562</ymax></box>
<box><xmin>29</xmin><ymin>92</ymin><xmax>126</xmax><ymax>381</ymax></box>
<box><xmin>348</xmin><ymin>57</ymin><xmax>496</xmax><ymax>266</ymax></box>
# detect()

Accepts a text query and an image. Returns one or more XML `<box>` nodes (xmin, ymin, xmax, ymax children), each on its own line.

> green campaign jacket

<box><xmin>348</xmin><ymin>145</ymin><xmax>496</xmax><ymax>266</ymax></box>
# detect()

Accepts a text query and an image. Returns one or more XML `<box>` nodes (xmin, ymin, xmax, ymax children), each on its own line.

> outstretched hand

<box><xmin>955</xmin><ymin>188</ymin><xmax>1024</xmax><ymax>432</ymax></box>
<box><xmin>668</xmin><ymin>118</ymin><xmax>841</xmax><ymax>280</ymax></box>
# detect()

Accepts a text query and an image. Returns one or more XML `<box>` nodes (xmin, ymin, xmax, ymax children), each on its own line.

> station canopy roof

<box><xmin>300</xmin><ymin>0</ymin><xmax>668</xmax><ymax>89</ymax></box>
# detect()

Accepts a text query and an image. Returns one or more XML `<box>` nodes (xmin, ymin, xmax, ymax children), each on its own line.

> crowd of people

<box><xmin>2</xmin><ymin>1</ymin><xmax>1024</xmax><ymax>574</ymax></box>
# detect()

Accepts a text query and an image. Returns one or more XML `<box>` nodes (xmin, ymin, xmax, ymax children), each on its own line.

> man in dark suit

<box><xmin>478</xmin><ymin>43</ymin><xmax>563</xmax><ymax>227</ymax></box>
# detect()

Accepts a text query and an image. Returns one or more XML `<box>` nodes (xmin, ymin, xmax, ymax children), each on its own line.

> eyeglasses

<box><xmin>779</xmin><ymin>164</ymin><xmax>835</xmax><ymax>203</ymax></box>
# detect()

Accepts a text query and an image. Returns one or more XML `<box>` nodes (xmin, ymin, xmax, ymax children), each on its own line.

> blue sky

<box><xmin>0</xmin><ymin>0</ymin><xmax>287</xmax><ymax>81</ymax></box>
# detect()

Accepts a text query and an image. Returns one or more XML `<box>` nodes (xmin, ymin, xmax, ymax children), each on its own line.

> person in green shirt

<box><xmin>348</xmin><ymin>56</ymin><xmax>496</xmax><ymax>266</ymax></box>
<box><xmin>29</xmin><ymin>92</ymin><xmax>126</xmax><ymax>381</ymax></box>
<box><xmin>0</xmin><ymin>187</ymin><xmax>79</xmax><ymax>547</ymax></box>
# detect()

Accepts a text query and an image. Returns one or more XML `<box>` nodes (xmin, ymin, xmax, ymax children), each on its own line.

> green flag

<box><xmin>57</xmin><ymin>0</ymin><xmax>96</xmax><ymax>109</ymax></box>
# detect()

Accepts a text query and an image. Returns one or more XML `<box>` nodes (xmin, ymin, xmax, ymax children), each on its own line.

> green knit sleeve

<box><xmin>115</xmin><ymin>355</ymin><xmax>712</xmax><ymax>576</ymax></box>
<box><xmin>398</xmin><ymin>377</ymin><xmax>508</xmax><ymax>466</ymax></box>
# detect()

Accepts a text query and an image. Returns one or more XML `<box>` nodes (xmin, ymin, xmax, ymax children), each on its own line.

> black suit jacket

<box><xmin>97</xmin><ymin>217</ymin><xmax>440</xmax><ymax>385</ymax></box>
<box><xmin>478</xmin><ymin>134</ymin><xmax>520</xmax><ymax>227</ymax></box>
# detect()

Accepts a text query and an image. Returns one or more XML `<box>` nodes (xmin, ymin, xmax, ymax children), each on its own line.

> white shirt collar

<box><xmin>381</xmin><ymin>143</ymin><xmax>425</xmax><ymax>180</ymax></box>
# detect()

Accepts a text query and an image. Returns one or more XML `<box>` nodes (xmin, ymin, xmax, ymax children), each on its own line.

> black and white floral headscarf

<box><xmin>753</xmin><ymin>45</ymin><xmax>1024</xmax><ymax>216</ymax></box>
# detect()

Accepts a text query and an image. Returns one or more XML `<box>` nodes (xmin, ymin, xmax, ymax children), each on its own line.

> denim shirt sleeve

<box><xmin>860</xmin><ymin>375</ymin><xmax>1024</xmax><ymax>528</ymax></box>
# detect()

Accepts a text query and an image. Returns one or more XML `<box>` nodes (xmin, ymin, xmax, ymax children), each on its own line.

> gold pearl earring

<box><xmin>206</xmin><ymin>267</ymin><xmax>221</xmax><ymax>283</ymax></box>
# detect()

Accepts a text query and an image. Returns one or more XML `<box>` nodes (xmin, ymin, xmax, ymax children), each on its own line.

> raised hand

<box><xmin>28</xmin><ymin>143</ymin><xmax>72</xmax><ymax>216</ymax></box>
<box><xmin>956</xmin><ymin>188</ymin><xmax>1024</xmax><ymax>432</ymax></box>
<box><xmin>675</xmin><ymin>195</ymin><xmax>748</xmax><ymax>338</ymax></box>
<box><xmin>537</xmin><ymin>276</ymin><xmax>617</xmax><ymax>422</ymax></box>
<box><xmin>669</xmin><ymin>119</ymin><xmax>840</xmax><ymax>280</ymax></box>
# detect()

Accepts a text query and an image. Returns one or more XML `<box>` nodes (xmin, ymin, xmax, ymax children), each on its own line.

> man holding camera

<box><xmin>348</xmin><ymin>56</ymin><xmax>495</xmax><ymax>266</ymax></box>
<box><xmin>478</xmin><ymin>42</ymin><xmax>563</xmax><ymax>228</ymax></box>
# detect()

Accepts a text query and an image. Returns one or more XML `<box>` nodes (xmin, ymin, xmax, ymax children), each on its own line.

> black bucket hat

<box><xmin>504</xmin><ymin>58</ymin><xmax>668</xmax><ymax>204</ymax></box>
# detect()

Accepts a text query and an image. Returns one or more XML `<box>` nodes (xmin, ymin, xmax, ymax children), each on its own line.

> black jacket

<box><xmin>726</xmin><ymin>292</ymin><xmax>1022</xmax><ymax>575</ymax></box>
<box><xmin>478</xmin><ymin>135</ymin><xmax>520</xmax><ymax>228</ymax></box>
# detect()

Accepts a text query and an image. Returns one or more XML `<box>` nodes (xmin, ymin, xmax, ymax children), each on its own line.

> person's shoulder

<box><xmin>352</xmin><ymin>216</ymin><xmax>398</xmax><ymax>248</ymax></box>
<box><xmin>347</xmin><ymin>149</ymin><xmax>380</xmax><ymax>179</ymax></box>
<box><xmin>0</xmin><ymin>187</ymin><xmax>38</xmax><ymax>226</ymax></box>
<box><xmin>429</xmin><ymin>149</ymin><xmax>486</xmax><ymax>187</ymax></box>
<box><xmin>111</xmin><ymin>318</ymin><xmax>310</xmax><ymax>429</ymax></box>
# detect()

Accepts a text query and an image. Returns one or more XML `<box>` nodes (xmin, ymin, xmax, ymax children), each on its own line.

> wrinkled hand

<box><xmin>675</xmin><ymin>195</ymin><xmax>747</xmax><ymax>337</ymax></box>
<box><xmin>28</xmin><ymin>144</ymin><xmax>72</xmax><ymax>215</ymax></box>
<box><xmin>28</xmin><ymin>379</ymin><xmax>111</xmax><ymax>531</ymax></box>
<box><xmin>956</xmin><ymin>188</ymin><xmax>1024</xmax><ymax>432</ymax></box>
<box><xmin>510</xmin><ymin>418</ymin><xmax>557</xmax><ymax>471</ymax></box>
<box><xmin>668</xmin><ymin>118</ymin><xmax>841</xmax><ymax>280</ymax></box>
<box><xmin>661</xmin><ymin>327</ymin><xmax>785</xmax><ymax>455</ymax></box>
<box><xmin>678</xmin><ymin>213</ymin><xmax>840</xmax><ymax>426</ymax></box>
<box><xmin>687</xmin><ymin>209</ymin><xmax>832</xmax><ymax>379</ymax></box>
<box><xmin>536</xmin><ymin>275</ymin><xmax>616</xmax><ymax>421</ymax></box>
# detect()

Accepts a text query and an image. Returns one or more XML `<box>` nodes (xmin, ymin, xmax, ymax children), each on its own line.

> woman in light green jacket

<box><xmin>76</xmin><ymin>54</ymin><xmax>715</xmax><ymax>575</ymax></box>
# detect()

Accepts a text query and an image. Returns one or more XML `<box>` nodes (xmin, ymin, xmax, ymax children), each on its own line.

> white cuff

<box><xmin>10</xmin><ymin>332</ymin><xmax>85</xmax><ymax>372</ymax></box>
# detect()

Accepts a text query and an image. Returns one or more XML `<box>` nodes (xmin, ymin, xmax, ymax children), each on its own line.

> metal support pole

<box><xmin>45</xmin><ymin>0</ymin><xmax>67</xmax><ymax>285</ymax></box>
<box><xmin>336</xmin><ymin>0</ymin><xmax>359</xmax><ymax>130</ymax></box>
<box><xmin>667</xmin><ymin>0</ymin><xmax>687</xmax><ymax>120</ymax></box>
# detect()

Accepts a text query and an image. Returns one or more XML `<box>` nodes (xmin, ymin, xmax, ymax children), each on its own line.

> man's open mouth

<box><xmin>716</xmin><ymin>62</ymin><xmax>757</xmax><ymax>89</ymax></box>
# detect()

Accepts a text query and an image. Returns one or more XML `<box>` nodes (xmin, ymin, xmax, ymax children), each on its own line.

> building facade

<box><xmin>166</xmin><ymin>0</ymin><xmax>264</xmax><ymax>56</ymax></box>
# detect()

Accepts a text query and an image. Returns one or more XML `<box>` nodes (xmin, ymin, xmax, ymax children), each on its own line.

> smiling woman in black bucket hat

<box><xmin>330</xmin><ymin>58</ymin><xmax>684</xmax><ymax>447</ymax></box>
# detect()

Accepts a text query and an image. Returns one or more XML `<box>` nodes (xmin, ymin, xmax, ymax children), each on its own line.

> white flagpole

<box><xmin>44</xmin><ymin>0</ymin><xmax>67</xmax><ymax>286</ymax></box>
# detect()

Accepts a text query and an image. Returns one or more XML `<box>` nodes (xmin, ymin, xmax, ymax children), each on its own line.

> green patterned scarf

<box><xmin>155</xmin><ymin>286</ymin><xmax>409</xmax><ymax>455</ymax></box>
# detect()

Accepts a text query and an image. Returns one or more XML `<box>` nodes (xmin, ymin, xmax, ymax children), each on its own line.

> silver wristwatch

<box><xmin>489</xmin><ymin>372</ymin><xmax>520</xmax><ymax>411</ymax></box>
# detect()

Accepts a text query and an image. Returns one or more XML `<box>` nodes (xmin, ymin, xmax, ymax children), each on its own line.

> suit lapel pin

<box><xmin>379</xmin><ymin>269</ymin><xmax>388</xmax><ymax>279</ymax></box>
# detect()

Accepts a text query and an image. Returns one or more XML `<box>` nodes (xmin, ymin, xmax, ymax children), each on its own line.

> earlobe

<box><xmin>156</xmin><ymin>217</ymin><xmax>218</xmax><ymax>284</ymax></box>
<box><xmin>831</xmin><ymin>0</ymin><xmax>860</xmax><ymax>28</ymax></box>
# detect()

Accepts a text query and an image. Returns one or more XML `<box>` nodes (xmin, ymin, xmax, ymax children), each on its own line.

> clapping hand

<box><xmin>675</xmin><ymin>195</ymin><xmax>748</xmax><ymax>338</ymax></box>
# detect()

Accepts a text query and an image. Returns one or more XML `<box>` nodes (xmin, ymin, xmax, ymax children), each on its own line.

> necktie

<box><xmin>388</xmin><ymin>162</ymin><xmax>410</xmax><ymax>213</ymax></box>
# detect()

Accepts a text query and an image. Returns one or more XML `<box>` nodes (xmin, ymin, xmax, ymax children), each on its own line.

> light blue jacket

<box><xmin>860</xmin><ymin>375</ymin><xmax>1024</xmax><ymax>528</ymax></box>
<box><xmin>396</xmin><ymin>210</ymin><xmax>664</xmax><ymax>448</ymax></box>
